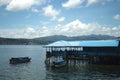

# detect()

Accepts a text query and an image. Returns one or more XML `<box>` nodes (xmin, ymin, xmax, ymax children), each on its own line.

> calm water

<box><xmin>0</xmin><ymin>45</ymin><xmax>120</xmax><ymax>80</ymax></box>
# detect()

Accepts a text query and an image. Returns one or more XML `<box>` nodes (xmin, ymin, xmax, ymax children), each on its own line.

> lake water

<box><xmin>0</xmin><ymin>45</ymin><xmax>120</xmax><ymax>80</ymax></box>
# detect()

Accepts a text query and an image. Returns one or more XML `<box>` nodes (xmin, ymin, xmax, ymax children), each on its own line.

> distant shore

<box><xmin>0</xmin><ymin>35</ymin><xmax>117</xmax><ymax>45</ymax></box>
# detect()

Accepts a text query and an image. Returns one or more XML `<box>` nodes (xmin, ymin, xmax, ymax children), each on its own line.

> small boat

<box><xmin>10</xmin><ymin>57</ymin><xmax>31</xmax><ymax>64</ymax></box>
<box><xmin>51</xmin><ymin>60</ymin><xmax>66</xmax><ymax>68</ymax></box>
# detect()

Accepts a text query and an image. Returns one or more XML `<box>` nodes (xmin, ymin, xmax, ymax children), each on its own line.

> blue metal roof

<box><xmin>46</xmin><ymin>40</ymin><xmax>119</xmax><ymax>47</ymax></box>
<box><xmin>47</xmin><ymin>40</ymin><xmax>71</xmax><ymax>47</ymax></box>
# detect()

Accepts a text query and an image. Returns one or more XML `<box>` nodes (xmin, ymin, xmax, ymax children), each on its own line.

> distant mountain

<box><xmin>0</xmin><ymin>35</ymin><xmax>117</xmax><ymax>45</ymax></box>
<box><xmin>35</xmin><ymin>34</ymin><xmax>117</xmax><ymax>42</ymax></box>
<box><xmin>35</xmin><ymin>35</ymin><xmax>68</xmax><ymax>41</ymax></box>
<box><xmin>70</xmin><ymin>34</ymin><xmax>116</xmax><ymax>41</ymax></box>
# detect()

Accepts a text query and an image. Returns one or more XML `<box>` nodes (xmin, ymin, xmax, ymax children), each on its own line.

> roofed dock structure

<box><xmin>44</xmin><ymin>40</ymin><xmax>120</xmax><ymax>65</ymax></box>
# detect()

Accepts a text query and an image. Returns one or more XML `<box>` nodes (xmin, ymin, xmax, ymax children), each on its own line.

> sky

<box><xmin>0</xmin><ymin>0</ymin><xmax>120</xmax><ymax>38</ymax></box>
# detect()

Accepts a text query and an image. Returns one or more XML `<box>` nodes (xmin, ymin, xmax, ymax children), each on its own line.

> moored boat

<box><xmin>10</xmin><ymin>57</ymin><xmax>31</xmax><ymax>64</ymax></box>
<box><xmin>51</xmin><ymin>60</ymin><xmax>66</xmax><ymax>68</ymax></box>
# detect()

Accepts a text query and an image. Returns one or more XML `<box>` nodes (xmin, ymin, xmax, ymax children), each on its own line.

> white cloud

<box><xmin>0</xmin><ymin>0</ymin><xmax>11</xmax><ymax>6</ymax></box>
<box><xmin>23</xmin><ymin>27</ymin><xmax>36</xmax><ymax>38</ymax></box>
<box><xmin>113</xmin><ymin>14</ymin><xmax>120</xmax><ymax>20</ymax></box>
<box><xmin>26</xmin><ymin>27</ymin><xmax>35</xmax><ymax>33</ymax></box>
<box><xmin>87</xmin><ymin>0</ymin><xmax>111</xmax><ymax>6</ymax></box>
<box><xmin>6</xmin><ymin>0</ymin><xmax>36</xmax><ymax>11</ymax></box>
<box><xmin>62</xmin><ymin>0</ymin><xmax>84</xmax><ymax>8</ymax></box>
<box><xmin>0</xmin><ymin>19</ymin><xmax>120</xmax><ymax>38</ymax></box>
<box><xmin>58</xmin><ymin>17</ymin><xmax>65</xmax><ymax>22</ymax></box>
<box><xmin>40</xmin><ymin>21</ymin><xmax>50</xmax><ymax>25</ymax></box>
<box><xmin>5</xmin><ymin>0</ymin><xmax>46</xmax><ymax>11</ymax></box>
<box><xmin>42</xmin><ymin>5</ymin><xmax>60</xmax><ymax>20</ymax></box>
<box><xmin>31</xmin><ymin>7</ymin><xmax>39</xmax><ymax>13</ymax></box>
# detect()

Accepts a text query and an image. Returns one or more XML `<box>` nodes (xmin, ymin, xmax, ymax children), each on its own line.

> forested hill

<box><xmin>0</xmin><ymin>38</ymin><xmax>50</xmax><ymax>45</ymax></box>
<box><xmin>0</xmin><ymin>35</ymin><xmax>117</xmax><ymax>45</ymax></box>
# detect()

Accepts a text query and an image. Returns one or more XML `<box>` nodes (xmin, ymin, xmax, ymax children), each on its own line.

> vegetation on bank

<box><xmin>0</xmin><ymin>38</ymin><xmax>52</xmax><ymax>45</ymax></box>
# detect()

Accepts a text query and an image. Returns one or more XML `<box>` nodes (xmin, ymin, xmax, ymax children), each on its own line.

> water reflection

<box><xmin>45</xmin><ymin>64</ymin><xmax>120</xmax><ymax>80</ymax></box>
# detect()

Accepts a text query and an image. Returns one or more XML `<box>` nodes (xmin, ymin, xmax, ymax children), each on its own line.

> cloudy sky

<box><xmin>0</xmin><ymin>0</ymin><xmax>120</xmax><ymax>38</ymax></box>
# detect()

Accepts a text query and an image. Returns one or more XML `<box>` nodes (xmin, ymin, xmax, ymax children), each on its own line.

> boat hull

<box><xmin>51</xmin><ymin>60</ymin><xmax>66</xmax><ymax>68</ymax></box>
<box><xmin>10</xmin><ymin>57</ymin><xmax>31</xmax><ymax>64</ymax></box>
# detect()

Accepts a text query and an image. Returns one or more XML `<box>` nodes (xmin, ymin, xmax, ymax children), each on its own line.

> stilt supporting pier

<box><xmin>45</xmin><ymin>47</ymin><xmax>120</xmax><ymax>65</ymax></box>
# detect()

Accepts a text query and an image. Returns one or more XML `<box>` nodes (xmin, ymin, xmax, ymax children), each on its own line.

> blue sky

<box><xmin>0</xmin><ymin>0</ymin><xmax>120</xmax><ymax>38</ymax></box>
